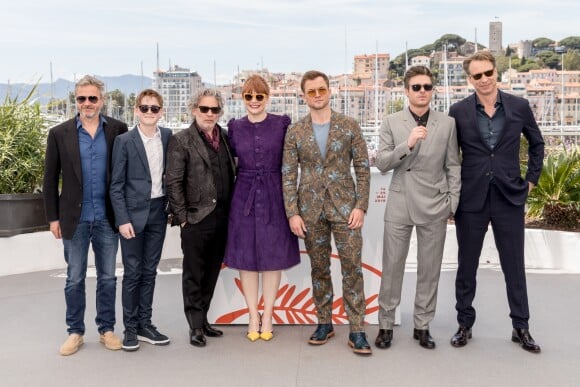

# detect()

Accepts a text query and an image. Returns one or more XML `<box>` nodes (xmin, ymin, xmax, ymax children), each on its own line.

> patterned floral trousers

<box><xmin>303</xmin><ymin>200</ymin><xmax>366</xmax><ymax>332</ymax></box>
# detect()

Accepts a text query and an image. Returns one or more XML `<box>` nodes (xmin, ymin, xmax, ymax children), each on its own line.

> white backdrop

<box><xmin>209</xmin><ymin>169</ymin><xmax>393</xmax><ymax>325</ymax></box>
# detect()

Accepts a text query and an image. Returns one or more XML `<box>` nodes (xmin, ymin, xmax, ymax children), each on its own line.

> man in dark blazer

<box><xmin>448</xmin><ymin>52</ymin><xmax>544</xmax><ymax>353</ymax></box>
<box><xmin>165</xmin><ymin>88</ymin><xmax>235</xmax><ymax>348</ymax></box>
<box><xmin>43</xmin><ymin>75</ymin><xmax>128</xmax><ymax>356</ymax></box>
<box><xmin>110</xmin><ymin>89</ymin><xmax>172</xmax><ymax>352</ymax></box>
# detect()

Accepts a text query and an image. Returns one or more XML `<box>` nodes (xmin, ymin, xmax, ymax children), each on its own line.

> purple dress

<box><xmin>224</xmin><ymin>114</ymin><xmax>300</xmax><ymax>271</ymax></box>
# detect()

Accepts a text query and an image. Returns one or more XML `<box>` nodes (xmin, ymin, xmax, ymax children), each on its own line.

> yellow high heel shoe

<box><xmin>260</xmin><ymin>314</ymin><xmax>273</xmax><ymax>341</ymax></box>
<box><xmin>247</xmin><ymin>331</ymin><xmax>260</xmax><ymax>342</ymax></box>
<box><xmin>247</xmin><ymin>315</ymin><xmax>260</xmax><ymax>342</ymax></box>
<box><xmin>260</xmin><ymin>331</ymin><xmax>274</xmax><ymax>341</ymax></box>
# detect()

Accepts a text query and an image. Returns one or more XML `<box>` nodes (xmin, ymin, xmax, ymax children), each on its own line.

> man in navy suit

<box><xmin>44</xmin><ymin>75</ymin><xmax>128</xmax><ymax>355</ymax></box>
<box><xmin>110</xmin><ymin>89</ymin><xmax>172</xmax><ymax>351</ymax></box>
<box><xmin>448</xmin><ymin>52</ymin><xmax>544</xmax><ymax>353</ymax></box>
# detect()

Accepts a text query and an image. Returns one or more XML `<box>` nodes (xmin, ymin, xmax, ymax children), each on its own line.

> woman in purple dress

<box><xmin>224</xmin><ymin>75</ymin><xmax>300</xmax><ymax>341</ymax></box>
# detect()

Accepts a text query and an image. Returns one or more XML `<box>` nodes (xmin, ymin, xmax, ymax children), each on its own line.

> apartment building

<box><xmin>153</xmin><ymin>65</ymin><xmax>202</xmax><ymax>126</ymax></box>
<box><xmin>353</xmin><ymin>53</ymin><xmax>390</xmax><ymax>79</ymax></box>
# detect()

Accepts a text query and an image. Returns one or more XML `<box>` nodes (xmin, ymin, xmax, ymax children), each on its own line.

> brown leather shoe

<box><xmin>59</xmin><ymin>333</ymin><xmax>84</xmax><ymax>356</ymax></box>
<box><xmin>99</xmin><ymin>331</ymin><xmax>122</xmax><ymax>350</ymax></box>
<box><xmin>512</xmin><ymin>328</ymin><xmax>541</xmax><ymax>353</ymax></box>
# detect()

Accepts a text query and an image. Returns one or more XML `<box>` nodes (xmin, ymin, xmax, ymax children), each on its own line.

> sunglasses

<box><xmin>410</xmin><ymin>84</ymin><xmax>434</xmax><ymax>92</ymax></box>
<box><xmin>471</xmin><ymin>69</ymin><xmax>494</xmax><ymax>80</ymax></box>
<box><xmin>75</xmin><ymin>95</ymin><xmax>99</xmax><ymax>104</ymax></box>
<box><xmin>198</xmin><ymin>106</ymin><xmax>221</xmax><ymax>114</ymax></box>
<box><xmin>305</xmin><ymin>87</ymin><xmax>329</xmax><ymax>98</ymax></box>
<box><xmin>138</xmin><ymin>105</ymin><xmax>161</xmax><ymax>114</ymax></box>
<box><xmin>243</xmin><ymin>93</ymin><xmax>267</xmax><ymax>102</ymax></box>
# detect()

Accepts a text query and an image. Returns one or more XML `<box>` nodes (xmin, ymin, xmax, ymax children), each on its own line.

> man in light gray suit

<box><xmin>374</xmin><ymin>66</ymin><xmax>461</xmax><ymax>350</ymax></box>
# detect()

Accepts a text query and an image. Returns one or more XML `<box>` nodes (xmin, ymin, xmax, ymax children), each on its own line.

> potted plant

<box><xmin>0</xmin><ymin>86</ymin><xmax>48</xmax><ymax>237</ymax></box>
<box><xmin>526</xmin><ymin>146</ymin><xmax>579</xmax><ymax>231</ymax></box>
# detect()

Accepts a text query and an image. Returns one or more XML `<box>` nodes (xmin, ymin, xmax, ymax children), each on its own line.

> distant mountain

<box><xmin>0</xmin><ymin>74</ymin><xmax>154</xmax><ymax>105</ymax></box>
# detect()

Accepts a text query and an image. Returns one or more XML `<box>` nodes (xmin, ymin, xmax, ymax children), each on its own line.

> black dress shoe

<box><xmin>450</xmin><ymin>326</ymin><xmax>472</xmax><ymax>347</ymax></box>
<box><xmin>375</xmin><ymin>329</ymin><xmax>393</xmax><ymax>349</ymax></box>
<box><xmin>203</xmin><ymin>322</ymin><xmax>223</xmax><ymax>337</ymax></box>
<box><xmin>189</xmin><ymin>328</ymin><xmax>206</xmax><ymax>347</ymax></box>
<box><xmin>413</xmin><ymin>329</ymin><xmax>435</xmax><ymax>349</ymax></box>
<box><xmin>511</xmin><ymin>328</ymin><xmax>541</xmax><ymax>353</ymax></box>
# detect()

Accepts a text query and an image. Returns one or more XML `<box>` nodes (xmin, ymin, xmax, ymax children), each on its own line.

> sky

<box><xmin>1</xmin><ymin>0</ymin><xmax>578</xmax><ymax>85</ymax></box>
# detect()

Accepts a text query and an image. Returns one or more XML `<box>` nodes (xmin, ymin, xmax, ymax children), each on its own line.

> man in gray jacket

<box><xmin>165</xmin><ymin>88</ymin><xmax>235</xmax><ymax>348</ymax></box>
<box><xmin>374</xmin><ymin>66</ymin><xmax>461</xmax><ymax>350</ymax></box>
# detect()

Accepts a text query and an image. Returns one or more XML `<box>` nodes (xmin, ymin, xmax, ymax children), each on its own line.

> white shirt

<box><xmin>137</xmin><ymin>125</ymin><xmax>164</xmax><ymax>199</ymax></box>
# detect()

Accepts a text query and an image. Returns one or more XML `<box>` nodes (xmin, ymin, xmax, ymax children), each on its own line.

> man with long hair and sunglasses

<box><xmin>282</xmin><ymin>70</ymin><xmax>371</xmax><ymax>355</ymax></box>
<box><xmin>165</xmin><ymin>88</ymin><xmax>235</xmax><ymax>348</ymax></box>
<box><xmin>43</xmin><ymin>75</ymin><xmax>128</xmax><ymax>355</ymax></box>
<box><xmin>449</xmin><ymin>51</ymin><xmax>544</xmax><ymax>353</ymax></box>
<box><xmin>374</xmin><ymin>66</ymin><xmax>461</xmax><ymax>350</ymax></box>
<box><xmin>109</xmin><ymin>89</ymin><xmax>172</xmax><ymax>351</ymax></box>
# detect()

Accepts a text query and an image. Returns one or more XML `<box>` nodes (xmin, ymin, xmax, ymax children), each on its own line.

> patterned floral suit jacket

<box><xmin>282</xmin><ymin>110</ymin><xmax>370</xmax><ymax>224</ymax></box>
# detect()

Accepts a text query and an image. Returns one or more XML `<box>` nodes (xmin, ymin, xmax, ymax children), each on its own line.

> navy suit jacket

<box><xmin>449</xmin><ymin>90</ymin><xmax>544</xmax><ymax>212</ymax></box>
<box><xmin>43</xmin><ymin>115</ymin><xmax>128</xmax><ymax>239</ymax></box>
<box><xmin>109</xmin><ymin>126</ymin><xmax>172</xmax><ymax>234</ymax></box>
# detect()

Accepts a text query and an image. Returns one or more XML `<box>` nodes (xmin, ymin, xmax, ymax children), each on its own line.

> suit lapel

<box><xmin>189</xmin><ymin>124</ymin><xmax>211</xmax><ymax>166</ymax></box>
<box><xmin>495</xmin><ymin>91</ymin><xmax>512</xmax><ymax>146</ymax></box>
<box><xmin>161</xmin><ymin>128</ymin><xmax>171</xmax><ymax>168</ymax></box>
<box><xmin>419</xmin><ymin>110</ymin><xmax>439</xmax><ymax>153</ymax></box>
<box><xmin>302</xmin><ymin>116</ymin><xmax>325</xmax><ymax>165</ymax></box>
<box><xmin>467</xmin><ymin>93</ymin><xmax>492</xmax><ymax>149</ymax></box>
<box><xmin>130</xmin><ymin>127</ymin><xmax>151</xmax><ymax>178</ymax></box>
<box><xmin>64</xmin><ymin>120</ymin><xmax>83</xmax><ymax>184</ymax></box>
<box><xmin>402</xmin><ymin>109</ymin><xmax>424</xmax><ymax>158</ymax></box>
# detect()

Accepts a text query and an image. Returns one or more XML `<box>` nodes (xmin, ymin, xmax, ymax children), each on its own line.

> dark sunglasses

<box><xmin>471</xmin><ymin>69</ymin><xmax>494</xmax><ymax>80</ymax></box>
<box><xmin>410</xmin><ymin>84</ymin><xmax>434</xmax><ymax>92</ymax></box>
<box><xmin>198</xmin><ymin>106</ymin><xmax>221</xmax><ymax>114</ymax></box>
<box><xmin>243</xmin><ymin>93</ymin><xmax>267</xmax><ymax>102</ymax></box>
<box><xmin>305</xmin><ymin>87</ymin><xmax>329</xmax><ymax>98</ymax></box>
<box><xmin>75</xmin><ymin>95</ymin><xmax>99</xmax><ymax>104</ymax></box>
<box><xmin>138</xmin><ymin>105</ymin><xmax>161</xmax><ymax>114</ymax></box>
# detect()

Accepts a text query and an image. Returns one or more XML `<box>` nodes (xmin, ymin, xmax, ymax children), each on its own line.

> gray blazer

<box><xmin>109</xmin><ymin>126</ymin><xmax>172</xmax><ymax>233</ymax></box>
<box><xmin>375</xmin><ymin>108</ymin><xmax>461</xmax><ymax>225</ymax></box>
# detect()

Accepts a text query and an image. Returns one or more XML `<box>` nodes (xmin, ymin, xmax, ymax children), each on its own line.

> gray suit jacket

<box><xmin>110</xmin><ymin>126</ymin><xmax>172</xmax><ymax>233</ymax></box>
<box><xmin>375</xmin><ymin>109</ymin><xmax>461</xmax><ymax>225</ymax></box>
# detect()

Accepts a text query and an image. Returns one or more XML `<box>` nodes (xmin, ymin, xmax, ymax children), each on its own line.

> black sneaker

<box><xmin>137</xmin><ymin>324</ymin><xmax>170</xmax><ymax>345</ymax></box>
<box><xmin>122</xmin><ymin>331</ymin><xmax>140</xmax><ymax>352</ymax></box>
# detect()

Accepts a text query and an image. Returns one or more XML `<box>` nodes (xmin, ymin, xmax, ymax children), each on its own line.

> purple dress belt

<box><xmin>239</xmin><ymin>168</ymin><xmax>280</xmax><ymax>225</ymax></box>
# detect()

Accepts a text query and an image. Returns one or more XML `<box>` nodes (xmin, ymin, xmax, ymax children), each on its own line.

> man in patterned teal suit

<box><xmin>282</xmin><ymin>70</ymin><xmax>371</xmax><ymax>355</ymax></box>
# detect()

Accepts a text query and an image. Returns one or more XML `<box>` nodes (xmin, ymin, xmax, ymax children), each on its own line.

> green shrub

<box><xmin>0</xmin><ymin>86</ymin><xmax>47</xmax><ymax>193</ymax></box>
<box><xmin>526</xmin><ymin>146</ymin><xmax>580</xmax><ymax>230</ymax></box>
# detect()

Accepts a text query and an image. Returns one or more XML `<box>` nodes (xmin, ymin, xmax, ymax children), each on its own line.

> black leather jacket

<box><xmin>165</xmin><ymin>122</ymin><xmax>235</xmax><ymax>225</ymax></box>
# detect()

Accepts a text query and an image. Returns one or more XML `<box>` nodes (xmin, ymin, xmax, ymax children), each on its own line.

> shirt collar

<box><xmin>75</xmin><ymin>114</ymin><xmax>107</xmax><ymax>130</ymax></box>
<box><xmin>136</xmin><ymin>125</ymin><xmax>161</xmax><ymax>142</ymax></box>
<box><xmin>409</xmin><ymin>107</ymin><xmax>430</xmax><ymax>126</ymax></box>
<box><xmin>476</xmin><ymin>91</ymin><xmax>503</xmax><ymax>109</ymax></box>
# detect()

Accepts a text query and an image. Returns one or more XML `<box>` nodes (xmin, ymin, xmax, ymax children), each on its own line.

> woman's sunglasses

<box><xmin>243</xmin><ymin>93</ymin><xmax>267</xmax><ymax>102</ymax></box>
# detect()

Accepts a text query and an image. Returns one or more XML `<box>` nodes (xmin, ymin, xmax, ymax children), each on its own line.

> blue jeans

<box><xmin>63</xmin><ymin>219</ymin><xmax>119</xmax><ymax>335</ymax></box>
